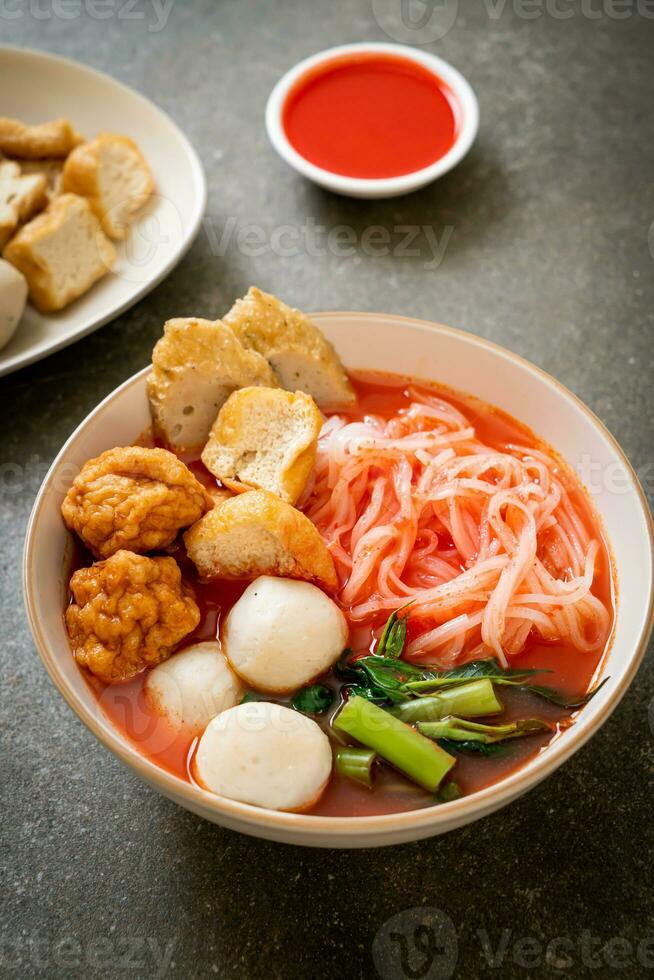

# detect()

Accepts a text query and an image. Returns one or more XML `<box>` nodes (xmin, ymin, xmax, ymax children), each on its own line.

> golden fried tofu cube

<box><xmin>184</xmin><ymin>489</ymin><xmax>337</xmax><ymax>591</ymax></box>
<box><xmin>223</xmin><ymin>287</ymin><xmax>356</xmax><ymax>410</ymax></box>
<box><xmin>147</xmin><ymin>317</ymin><xmax>280</xmax><ymax>452</ymax></box>
<box><xmin>201</xmin><ymin>387</ymin><xmax>323</xmax><ymax>505</ymax></box>
<box><xmin>3</xmin><ymin>193</ymin><xmax>115</xmax><ymax>312</ymax></box>
<box><xmin>62</xmin><ymin>133</ymin><xmax>155</xmax><ymax>240</ymax></box>
<box><xmin>0</xmin><ymin>116</ymin><xmax>83</xmax><ymax>159</ymax></box>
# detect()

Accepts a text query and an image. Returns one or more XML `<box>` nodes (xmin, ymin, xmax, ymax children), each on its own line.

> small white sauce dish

<box><xmin>265</xmin><ymin>42</ymin><xmax>480</xmax><ymax>199</ymax></box>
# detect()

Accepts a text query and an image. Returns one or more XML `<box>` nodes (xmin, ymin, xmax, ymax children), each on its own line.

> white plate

<box><xmin>23</xmin><ymin>313</ymin><xmax>654</xmax><ymax>848</ymax></box>
<box><xmin>0</xmin><ymin>46</ymin><xmax>207</xmax><ymax>377</ymax></box>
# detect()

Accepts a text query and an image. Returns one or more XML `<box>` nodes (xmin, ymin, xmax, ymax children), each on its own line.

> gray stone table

<box><xmin>1</xmin><ymin>1</ymin><xmax>653</xmax><ymax>978</ymax></box>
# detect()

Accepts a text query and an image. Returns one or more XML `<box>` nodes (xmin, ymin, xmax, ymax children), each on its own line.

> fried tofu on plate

<box><xmin>0</xmin><ymin>116</ymin><xmax>83</xmax><ymax>160</ymax></box>
<box><xmin>0</xmin><ymin>116</ymin><xmax>155</xmax><ymax>326</ymax></box>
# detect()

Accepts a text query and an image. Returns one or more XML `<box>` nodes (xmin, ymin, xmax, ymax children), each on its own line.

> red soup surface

<box><xmin>76</xmin><ymin>373</ymin><xmax>614</xmax><ymax>818</ymax></box>
<box><xmin>282</xmin><ymin>53</ymin><xmax>459</xmax><ymax>179</ymax></box>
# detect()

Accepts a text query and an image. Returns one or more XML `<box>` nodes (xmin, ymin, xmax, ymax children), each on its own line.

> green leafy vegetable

<box><xmin>359</xmin><ymin>655</ymin><xmax>427</xmax><ymax>678</ymax></box>
<box><xmin>438</xmin><ymin>739</ymin><xmax>508</xmax><ymax>757</ymax></box>
<box><xmin>440</xmin><ymin>659</ymin><xmax>550</xmax><ymax>681</ymax></box>
<box><xmin>354</xmin><ymin>659</ymin><xmax>414</xmax><ymax>703</ymax></box>
<box><xmin>335</xmin><ymin>629</ymin><xmax>608</xmax><ymax>750</ymax></box>
<box><xmin>400</xmin><ymin>657</ymin><xmax>610</xmax><ymax>710</ymax></box>
<box><xmin>493</xmin><ymin>675</ymin><xmax>610</xmax><ymax>708</ymax></box>
<box><xmin>343</xmin><ymin>682</ymin><xmax>389</xmax><ymax>706</ymax></box>
<box><xmin>338</xmin><ymin>651</ymin><xmax>427</xmax><ymax>705</ymax></box>
<box><xmin>403</xmin><ymin>658</ymin><xmax>551</xmax><ymax>694</ymax></box>
<box><xmin>239</xmin><ymin>691</ymin><xmax>264</xmax><ymax>704</ymax></box>
<box><xmin>291</xmin><ymin>684</ymin><xmax>333</xmax><ymax>715</ymax></box>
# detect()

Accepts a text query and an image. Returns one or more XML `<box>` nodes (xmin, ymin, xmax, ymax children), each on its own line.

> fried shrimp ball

<box><xmin>65</xmin><ymin>550</ymin><xmax>200</xmax><ymax>682</ymax></box>
<box><xmin>61</xmin><ymin>446</ymin><xmax>213</xmax><ymax>559</ymax></box>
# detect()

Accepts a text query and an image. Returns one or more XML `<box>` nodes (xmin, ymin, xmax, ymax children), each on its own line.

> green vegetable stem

<box><xmin>333</xmin><ymin>695</ymin><xmax>455</xmax><ymax>792</ymax></box>
<box><xmin>335</xmin><ymin>746</ymin><xmax>377</xmax><ymax>787</ymax></box>
<box><xmin>417</xmin><ymin>716</ymin><xmax>552</xmax><ymax>744</ymax></box>
<box><xmin>390</xmin><ymin>678</ymin><xmax>502</xmax><ymax>723</ymax></box>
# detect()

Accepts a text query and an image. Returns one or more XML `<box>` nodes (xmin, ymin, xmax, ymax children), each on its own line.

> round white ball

<box><xmin>195</xmin><ymin>701</ymin><xmax>332</xmax><ymax>811</ymax></box>
<box><xmin>144</xmin><ymin>641</ymin><xmax>243</xmax><ymax>735</ymax></box>
<box><xmin>0</xmin><ymin>259</ymin><xmax>27</xmax><ymax>351</ymax></box>
<box><xmin>222</xmin><ymin>576</ymin><xmax>348</xmax><ymax>693</ymax></box>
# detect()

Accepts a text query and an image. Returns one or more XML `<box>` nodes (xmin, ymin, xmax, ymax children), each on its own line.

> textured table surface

<box><xmin>1</xmin><ymin>2</ymin><xmax>653</xmax><ymax>978</ymax></box>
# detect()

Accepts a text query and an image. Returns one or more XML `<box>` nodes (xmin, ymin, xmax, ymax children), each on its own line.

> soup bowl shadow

<box><xmin>23</xmin><ymin>313</ymin><xmax>654</xmax><ymax>847</ymax></box>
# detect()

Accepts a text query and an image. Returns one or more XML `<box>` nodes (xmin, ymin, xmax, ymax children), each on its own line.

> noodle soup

<box><xmin>86</xmin><ymin>371</ymin><xmax>614</xmax><ymax>817</ymax></box>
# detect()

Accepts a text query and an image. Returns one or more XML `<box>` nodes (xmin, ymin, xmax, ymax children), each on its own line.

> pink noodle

<box><xmin>303</xmin><ymin>388</ymin><xmax>611</xmax><ymax>665</ymax></box>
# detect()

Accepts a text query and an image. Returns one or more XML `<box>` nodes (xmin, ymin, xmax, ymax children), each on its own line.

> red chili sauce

<box><xmin>281</xmin><ymin>53</ymin><xmax>459</xmax><ymax>179</ymax></box>
<box><xmin>81</xmin><ymin>373</ymin><xmax>615</xmax><ymax>817</ymax></box>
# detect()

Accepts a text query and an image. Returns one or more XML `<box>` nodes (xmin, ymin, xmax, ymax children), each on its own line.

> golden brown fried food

<box><xmin>61</xmin><ymin>446</ymin><xmax>213</xmax><ymax>559</ymax></box>
<box><xmin>66</xmin><ymin>550</ymin><xmax>200</xmax><ymax>682</ymax></box>
<box><xmin>147</xmin><ymin>317</ymin><xmax>280</xmax><ymax>452</ymax></box>
<box><xmin>223</xmin><ymin>287</ymin><xmax>356</xmax><ymax>410</ymax></box>
<box><xmin>62</xmin><ymin>133</ymin><xmax>155</xmax><ymax>240</ymax></box>
<box><xmin>0</xmin><ymin>116</ymin><xmax>83</xmax><ymax>159</ymax></box>
<box><xmin>201</xmin><ymin>387</ymin><xmax>323</xmax><ymax>505</ymax></box>
<box><xmin>3</xmin><ymin>193</ymin><xmax>115</xmax><ymax>312</ymax></box>
<box><xmin>184</xmin><ymin>489</ymin><xmax>338</xmax><ymax>591</ymax></box>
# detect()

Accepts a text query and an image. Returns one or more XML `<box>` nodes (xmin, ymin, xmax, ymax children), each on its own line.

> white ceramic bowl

<box><xmin>265</xmin><ymin>43</ymin><xmax>479</xmax><ymax>199</ymax></box>
<box><xmin>0</xmin><ymin>46</ymin><xmax>207</xmax><ymax>377</ymax></box>
<box><xmin>23</xmin><ymin>313</ymin><xmax>653</xmax><ymax>848</ymax></box>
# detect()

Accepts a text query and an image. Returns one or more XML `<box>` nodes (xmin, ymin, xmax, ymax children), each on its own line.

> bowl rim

<box><xmin>265</xmin><ymin>42</ymin><xmax>480</xmax><ymax>198</ymax></box>
<box><xmin>23</xmin><ymin>312</ymin><xmax>654</xmax><ymax>843</ymax></box>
